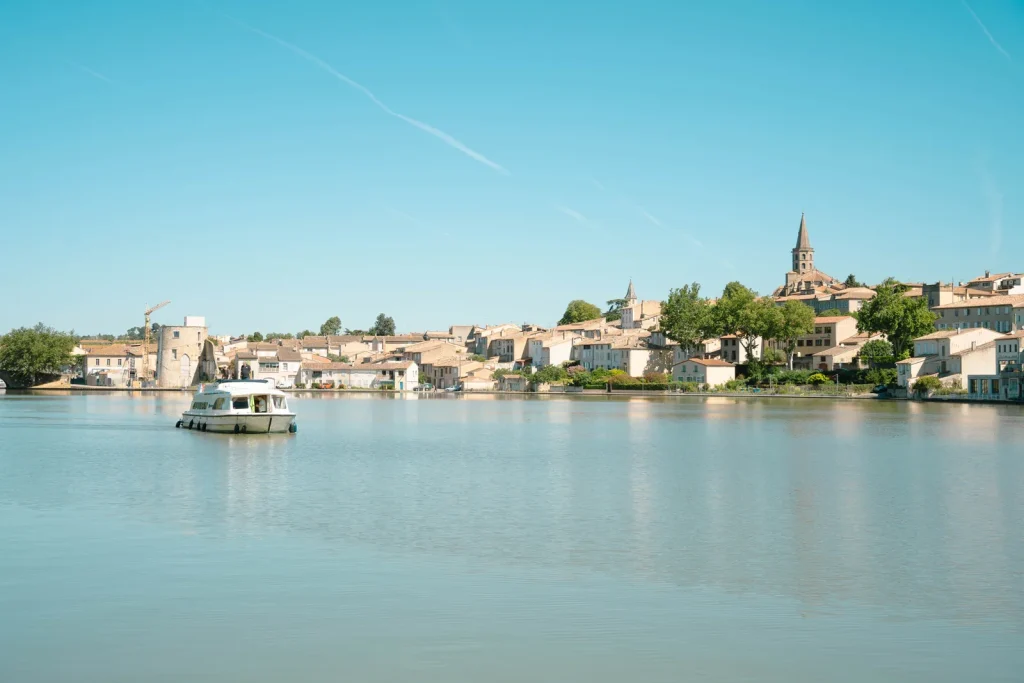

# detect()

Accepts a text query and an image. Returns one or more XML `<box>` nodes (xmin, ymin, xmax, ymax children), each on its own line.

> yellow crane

<box><xmin>141</xmin><ymin>300</ymin><xmax>170</xmax><ymax>385</ymax></box>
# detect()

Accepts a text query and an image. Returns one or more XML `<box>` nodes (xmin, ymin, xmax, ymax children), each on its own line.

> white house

<box><xmin>671</xmin><ymin>358</ymin><xmax>736</xmax><ymax>387</ymax></box>
<box><xmin>896</xmin><ymin>328</ymin><xmax>1003</xmax><ymax>390</ymax></box>
<box><xmin>528</xmin><ymin>332</ymin><xmax>579</xmax><ymax>368</ymax></box>
<box><xmin>297</xmin><ymin>361</ymin><xmax>419</xmax><ymax>390</ymax></box>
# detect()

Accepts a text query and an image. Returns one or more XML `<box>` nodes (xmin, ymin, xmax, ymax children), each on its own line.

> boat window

<box><xmin>272</xmin><ymin>395</ymin><xmax>286</xmax><ymax>409</ymax></box>
<box><xmin>213</xmin><ymin>397</ymin><xmax>227</xmax><ymax>410</ymax></box>
<box><xmin>253</xmin><ymin>396</ymin><xmax>269</xmax><ymax>413</ymax></box>
<box><xmin>232</xmin><ymin>396</ymin><xmax>249</xmax><ymax>410</ymax></box>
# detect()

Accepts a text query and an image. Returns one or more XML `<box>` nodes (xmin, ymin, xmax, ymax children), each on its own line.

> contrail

<box><xmin>961</xmin><ymin>0</ymin><xmax>1012</xmax><ymax>61</ymax></box>
<box><xmin>639</xmin><ymin>209</ymin><xmax>662</xmax><ymax>227</ymax></box>
<box><xmin>227</xmin><ymin>16</ymin><xmax>509</xmax><ymax>174</ymax></box>
<box><xmin>69</xmin><ymin>61</ymin><xmax>114</xmax><ymax>84</ymax></box>
<box><xmin>556</xmin><ymin>205</ymin><xmax>588</xmax><ymax>225</ymax></box>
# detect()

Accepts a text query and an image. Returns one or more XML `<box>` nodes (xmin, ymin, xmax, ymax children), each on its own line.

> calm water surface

<box><xmin>1</xmin><ymin>392</ymin><xmax>1022</xmax><ymax>682</ymax></box>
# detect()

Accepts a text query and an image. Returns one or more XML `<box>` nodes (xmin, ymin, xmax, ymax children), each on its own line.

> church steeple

<box><xmin>792</xmin><ymin>213</ymin><xmax>814</xmax><ymax>273</ymax></box>
<box><xmin>625</xmin><ymin>279</ymin><xmax>637</xmax><ymax>303</ymax></box>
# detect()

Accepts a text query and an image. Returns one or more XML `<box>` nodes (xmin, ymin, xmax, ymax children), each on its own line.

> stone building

<box><xmin>156</xmin><ymin>316</ymin><xmax>208</xmax><ymax>388</ymax></box>
<box><xmin>777</xmin><ymin>214</ymin><xmax>841</xmax><ymax>296</ymax></box>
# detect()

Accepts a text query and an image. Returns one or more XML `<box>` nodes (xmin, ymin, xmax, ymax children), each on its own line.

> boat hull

<box><xmin>180</xmin><ymin>412</ymin><xmax>296</xmax><ymax>434</ymax></box>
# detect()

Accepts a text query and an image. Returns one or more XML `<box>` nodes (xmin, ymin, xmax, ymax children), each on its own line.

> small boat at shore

<box><xmin>177</xmin><ymin>379</ymin><xmax>297</xmax><ymax>434</ymax></box>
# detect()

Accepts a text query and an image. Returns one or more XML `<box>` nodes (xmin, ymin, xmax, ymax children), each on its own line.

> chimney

<box><xmin>985</xmin><ymin>270</ymin><xmax>990</xmax><ymax>278</ymax></box>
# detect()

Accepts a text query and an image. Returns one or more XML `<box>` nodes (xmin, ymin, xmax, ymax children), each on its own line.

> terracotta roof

<box><xmin>814</xmin><ymin>316</ymin><xmax>853</xmax><ymax>323</ymax></box>
<box><xmin>83</xmin><ymin>344</ymin><xmax>155</xmax><ymax>357</ymax></box>
<box><xmin>301</xmin><ymin>336</ymin><xmax>329</xmax><ymax>348</ymax></box>
<box><xmin>500</xmin><ymin>374</ymin><xmax>522</xmax><ymax>379</ymax></box>
<box><xmin>915</xmin><ymin>328</ymin><xmax>1001</xmax><ymax>340</ymax></box>
<box><xmin>953</xmin><ymin>341</ymin><xmax>996</xmax><ymax>356</ymax></box>
<box><xmin>303</xmin><ymin>354</ymin><xmax>331</xmax><ymax>364</ymax></box>
<box><xmin>934</xmin><ymin>294</ymin><xmax>1024</xmax><ymax>310</ymax></box>
<box><xmin>835</xmin><ymin>288</ymin><xmax>876</xmax><ymax>300</ymax></box>
<box><xmin>969</xmin><ymin>272</ymin><xmax>1013</xmax><ymax>283</ymax></box>
<box><xmin>276</xmin><ymin>349</ymin><xmax>302</xmax><ymax>362</ymax></box>
<box><xmin>813</xmin><ymin>345</ymin><xmax>861</xmax><ymax>359</ymax></box>
<box><xmin>896</xmin><ymin>357</ymin><xmax>926</xmax><ymax>365</ymax></box>
<box><xmin>685</xmin><ymin>358</ymin><xmax>735</xmax><ymax>367</ymax></box>
<box><xmin>236</xmin><ymin>351</ymin><xmax>258</xmax><ymax>360</ymax></box>
<box><xmin>303</xmin><ymin>361</ymin><xmax>414</xmax><ymax>371</ymax></box>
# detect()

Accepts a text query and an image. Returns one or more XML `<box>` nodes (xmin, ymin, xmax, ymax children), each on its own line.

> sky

<box><xmin>1</xmin><ymin>0</ymin><xmax>1021</xmax><ymax>336</ymax></box>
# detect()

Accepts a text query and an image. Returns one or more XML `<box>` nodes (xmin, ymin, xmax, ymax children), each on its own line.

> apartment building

<box><xmin>933</xmin><ymin>295</ymin><xmax>1024</xmax><ymax>333</ymax></box>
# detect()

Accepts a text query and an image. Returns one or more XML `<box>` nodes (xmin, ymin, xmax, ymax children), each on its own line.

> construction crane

<box><xmin>141</xmin><ymin>300</ymin><xmax>170</xmax><ymax>385</ymax></box>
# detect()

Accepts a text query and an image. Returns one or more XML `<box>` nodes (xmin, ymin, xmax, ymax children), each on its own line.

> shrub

<box><xmin>723</xmin><ymin>379</ymin><xmax>746</xmax><ymax>391</ymax></box>
<box><xmin>679</xmin><ymin>382</ymin><xmax>700</xmax><ymax>393</ymax></box>
<box><xmin>913</xmin><ymin>376</ymin><xmax>943</xmax><ymax>395</ymax></box>
<box><xmin>807</xmin><ymin>373</ymin><xmax>830</xmax><ymax>386</ymax></box>
<box><xmin>294</xmin><ymin>382</ymin><xmax>306</xmax><ymax>389</ymax></box>
<box><xmin>608</xmin><ymin>373</ymin><xmax>639</xmax><ymax>386</ymax></box>
<box><xmin>643</xmin><ymin>371</ymin><xmax>670</xmax><ymax>383</ymax></box>
<box><xmin>311</xmin><ymin>382</ymin><xmax>322</xmax><ymax>389</ymax></box>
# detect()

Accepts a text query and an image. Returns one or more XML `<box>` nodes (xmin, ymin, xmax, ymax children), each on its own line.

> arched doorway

<box><xmin>180</xmin><ymin>354</ymin><xmax>191</xmax><ymax>385</ymax></box>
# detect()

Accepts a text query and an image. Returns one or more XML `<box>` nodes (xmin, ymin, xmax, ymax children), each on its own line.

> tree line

<box><xmin>246</xmin><ymin>313</ymin><xmax>397</xmax><ymax>343</ymax></box>
<box><xmin>557</xmin><ymin>276</ymin><xmax>936</xmax><ymax>369</ymax></box>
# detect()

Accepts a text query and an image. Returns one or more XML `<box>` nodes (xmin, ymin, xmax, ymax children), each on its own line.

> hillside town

<box><xmin>18</xmin><ymin>215</ymin><xmax>1024</xmax><ymax>402</ymax></box>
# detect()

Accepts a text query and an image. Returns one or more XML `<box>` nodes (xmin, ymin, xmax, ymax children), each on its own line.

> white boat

<box><xmin>177</xmin><ymin>379</ymin><xmax>297</xmax><ymax>434</ymax></box>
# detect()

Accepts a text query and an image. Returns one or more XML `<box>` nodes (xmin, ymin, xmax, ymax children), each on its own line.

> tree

<box><xmin>320</xmin><ymin>316</ymin><xmax>342</xmax><ymax>337</ymax></box>
<box><xmin>807</xmin><ymin>372</ymin><xmax>831</xmax><ymax>386</ymax></box>
<box><xmin>734</xmin><ymin>295</ymin><xmax>777</xmax><ymax>362</ymax></box>
<box><xmin>558</xmin><ymin>299</ymin><xmax>603</xmax><ymax>325</ymax></box>
<box><xmin>531</xmin><ymin>364</ymin><xmax>569</xmax><ymax>385</ymax></box>
<box><xmin>844</xmin><ymin>274</ymin><xmax>864</xmax><ymax>288</ymax></box>
<box><xmin>247</xmin><ymin>332</ymin><xmax>264</xmax><ymax>342</ymax></box>
<box><xmin>855</xmin><ymin>278</ymin><xmax>936</xmax><ymax>358</ymax></box>
<box><xmin>469</xmin><ymin>354</ymin><xmax>486</xmax><ymax>362</ymax></box>
<box><xmin>714</xmin><ymin>282</ymin><xmax>756</xmax><ymax>338</ymax></box>
<box><xmin>660</xmin><ymin>283</ymin><xmax>716</xmax><ymax>354</ymax></box>
<box><xmin>297</xmin><ymin>329</ymin><xmax>314</xmax><ymax>339</ymax></box>
<box><xmin>124</xmin><ymin>326</ymin><xmax>145</xmax><ymax>340</ymax></box>
<box><xmin>604</xmin><ymin>298</ymin><xmax>629</xmax><ymax>322</ymax></box>
<box><xmin>345</xmin><ymin>329</ymin><xmax>369</xmax><ymax>336</ymax></box>
<box><xmin>769</xmin><ymin>300</ymin><xmax>816</xmax><ymax>369</ymax></box>
<box><xmin>913</xmin><ymin>375</ymin><xmax>942</xmax><ymax>396</ymax></box>
<box><xmin>265</xmin><ymin>332</ymin><xmax>294</xmax><ymax>340</ymax></box>
<box><xmin>760</xmin><ymin>347</ymin><xmax>786</xmax><ymax>366</ymax></box>
<box><xmin>0</xmin><ymin>324</ymin><xmax>77</xmax><ymax>387</ymax></box>
<box><xmin>369</xmin><ymin>314</ymin><xmax>396</xmax><ymax>336</ymax></box>
<box><xmin>859</xmin><ymin>339</ymin><xmax>894</xmax><ymax>367</ymax></box>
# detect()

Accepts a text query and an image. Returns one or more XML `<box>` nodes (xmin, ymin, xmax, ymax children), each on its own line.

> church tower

<box><xmin>624</xmin><ymin>279</ymin><xmax>637</xmax><ymax>304</ymax></box>
<box><xmin>792</xmin><ymin>213</ymin><xmax>813</xmax><ymax>274</ymax></box>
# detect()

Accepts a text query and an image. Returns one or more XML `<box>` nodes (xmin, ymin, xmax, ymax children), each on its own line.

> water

<box><xmin>1</xmin><ymin>392</ymin><xmax>1022</xmax><ymax>682</ymax></box>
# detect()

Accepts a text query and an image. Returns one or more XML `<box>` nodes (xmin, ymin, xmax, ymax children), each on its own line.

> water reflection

<box><xmin>1</xmin><ymin>393</ymin><xmax>1023</xmax><ymax>628</ymax></box>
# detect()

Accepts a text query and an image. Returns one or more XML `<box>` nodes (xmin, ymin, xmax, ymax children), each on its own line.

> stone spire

<box><xmin>795</xmin><ymin>212</ymin><xmax>811</xmax><ymax>250</ymax></box>
<box><xmin>625</xmin><ymin>279</ymin><xmax>637</xmax><ymax>303</ymax></box>
<box><xmin>791</xmin><ymin>213</ymin><xmax>814</xmax><ymax>273</ymax></box>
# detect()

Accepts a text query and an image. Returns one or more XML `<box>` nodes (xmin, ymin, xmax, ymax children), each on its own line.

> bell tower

<box><xmin>792</xmin><ymin>213</ymin><xmax>813</xmax><ymax>274</ymax></box>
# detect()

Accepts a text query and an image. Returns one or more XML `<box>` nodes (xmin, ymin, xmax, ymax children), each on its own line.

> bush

<box><xmin>807</xmin><ymin>373</ymin><xmax>831</xmax><ymax>386</ymax></box>
<box><xmin>863</xmin><ymin>368</ymin><xmax>897</xmax><ymax>386</ymax></box>
<box><xmin>608</xmin><ymin>373</ymin><xmax>639</xmax><ymax>386</ymax></box>
<box><xmin>311</xmin><ymin>382</ymin><xmax>322</xmax><ymax>389</ymax></box>
<box><xmin>294</xmin><ymin>383</ymin><xmax>306</xmax><ymax>389</ymax></box>
<box><xmin>913</xmin><ymin>376</ymin><xmax>943</xmax><ymax>395</ymax></box>
<box><xmin>643</xmin><ymin>371</ymin><xmax>670</xmax><ymax>383</ymax></box>
<box><xmin>679</xmin><ymin>382</ymin><xmax>700</xmax><ymax>393</ymax></box>
<box><xmin>723</xmin><ymin>379</ymin><xmax>746</xmax><ymax>391</ymax></box>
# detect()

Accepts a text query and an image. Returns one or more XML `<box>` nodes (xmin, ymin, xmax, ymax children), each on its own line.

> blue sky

<box><xmin>1</xmin><ymin>0</ymin><xmax>1021</xmax><ymax>336</ymax></box>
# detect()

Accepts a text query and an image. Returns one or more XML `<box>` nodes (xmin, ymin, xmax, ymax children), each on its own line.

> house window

<box><xmin>106</xmin><ymin>359</ymin><xmax>110</xmax><ymax>366</ymax></box>
<box><xmin>970</xmin><ymin>379</ymin><xmax>978</xmax><ymax>394</ymax></box>
<box><xmin>815</xmin><ymin>339</ymin><xmax>823</xmax><ymax>346</ymax></box>
<box><xmin>815</xmin><ymin>327</ymin><xmax>822</xmax><ymax>334</ymax></box>
<box><xmin>118</xmin><ymin>359</ymin><xmax>122</xmax><ymax>366</ymax></box>
<box><xmin>95</xmin><ymin>359</ymin><xmax>100</xmax><ymax>366</ymax></box>
<box><xmin>798</xmin><ymin>340</ymin><xmax>804</xmax><ymax>346</ymax></box>
<box><xmin>172</xmin><ymin>349</ymin><xmax>177</xmax><ymax>360</ymax></box>
<box><xmin>173</xmin><ymin>330</ymin><xmax>179</xmax><ymax>339</ymax></box>
<box><xmin>281</xmin><ymin>363</ymin><xmax>288</xmax><ymax>371</ymax></box>
<box><xmin>992</xmin><ymin>379</ymin><xmax>1000</xmax><ymax>394</ymax></box>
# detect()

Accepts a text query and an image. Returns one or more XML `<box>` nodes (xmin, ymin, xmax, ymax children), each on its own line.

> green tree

<box><xmin>859</xmin><ymin>339</ymin><xmax>894</xmax><ymax>367</ymax></box>
<box><xmin>531</xmin><ymin>364</ymin><xmax>569</xmax><ymax>385</ymax></box>
<box><xmin>734</xmin><ymin>296</ymin><xmax>777</xmax><ymax>362</ymax></box>
<box><xmin>265</xmin><ymin>332</ymin><xmax>294</xmax><ymax>341</ymax></box>
<box><xmin>0</xmin><ymin>324</ymin><xmax>77</xmax><ymax>387</ymax></box>
<box><xmin>769</xmin><ymin>299</ymin><xmax>816</xmax><ymax>369</ymax></box>
<box><xmin>558</xmin><ymin>299</ymin><xmax>603</xmax><ymax>325</ymax></box>
<box><xmin>855</xmin><ymin>278</ymin><xmax>936</xmax><ymax>358</ymax></box>
<box><xmin>469</xmin><ymin>354</ymin><xmax>486</xmax><ymax>362</ymax></box>
<box><xmin>760</xmin><ymin>347</ymin><xmax>786</xmax><ymax>366</ymax></box>
<box><xmin>604</xmin><ymin>298</ymin><xmax>629</xmax><ymax>322</ymax></box>
<box><xmin>320</xmin><ymin>316</ymin><xmax>342</xmax><ymax>336</ymax></box>
<box><xmin>714</xmin><ymin>282</ymin><xmax>755</xmax><ymax>338</ymax></box>
<box><xmin>369</xmin><ymin>314</ymin><xmax>396</xmax><ymax>336</ymax></box>
<box><xmin>844</xmin><ymin>274</ymin><xmax>864</xmax><ymax>288</ymax></box>
<box><xmin>913</xmin><ymin>375</ymin><xmax>942</xmax><ymax>396</ymax></box>
<box><xmin>247</xmin><ymin>332</ymin><xmax>264</xmax><ymax>342</ymax></box>
<box><xmin>660</xmin><ymin>283</ymin><xmax>716</xmax><ymax>354</ymax></box>
<box><xmin>297</xmin><ymin>329</ymin><xmax>314</xmax><ymax>339</ymax></box>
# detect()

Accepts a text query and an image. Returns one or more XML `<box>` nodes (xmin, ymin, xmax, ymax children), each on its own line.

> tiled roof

<box><xmin>301</xmin><ymin>336</ymin><xmax>329</xmax><ymax>347</ymax></box>
<box><xmin>952</xmin><ymin>341</ymin><xmax>996</xmax><ymax>356</ymax></box>
<box><xmin>303</xmin><ymin>361</ymin><xmax>414</xmax><ymax>371</ymax></box>
<box><xmin>814</xmin><ymin>315</ymin><xmax>854</xmax><ymax>323</ymax></box>
<box><xmin>686</xmin><ymin>358</ymin><xmax>735</xmax><ymax>367</ymax></box>
<box><xmin>934</xmin><ymin>294</ymin><xmax>1024</xmax><ymax>310</ymax></box>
